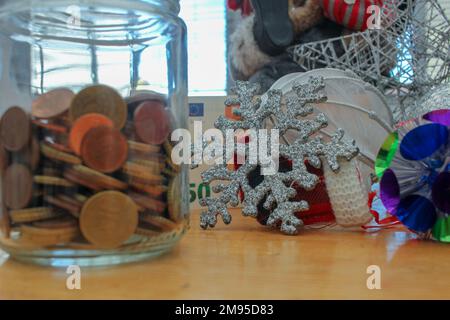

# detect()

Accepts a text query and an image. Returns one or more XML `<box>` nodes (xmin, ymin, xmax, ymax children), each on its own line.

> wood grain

<box><xmin>0</xmin><ymin>209</ymin><xmax>449</xmax><ymax>299</ymax></box>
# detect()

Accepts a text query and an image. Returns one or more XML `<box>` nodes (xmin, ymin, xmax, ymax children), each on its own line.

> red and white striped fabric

<box><xmin>319</xmin><ymin>0</ymin><xmax>384</xmax><ymax>31</ymax></box>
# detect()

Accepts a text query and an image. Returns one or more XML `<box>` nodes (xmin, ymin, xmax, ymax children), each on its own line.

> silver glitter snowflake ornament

<box><xmin>198</xmin><ymin>77</ymin><xmax>359</xmax><ymax>234</ymax></box>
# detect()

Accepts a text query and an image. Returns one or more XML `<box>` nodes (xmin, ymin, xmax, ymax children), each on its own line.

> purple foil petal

<box><xmin>423</xmin><ymin>109</ymin><xmax>450</xmax><ymax>126</ymax></box>
<box><xmin>380</xmin><ymin>168</ymin><xmax>400</xmax><ymax>214</ymax></box>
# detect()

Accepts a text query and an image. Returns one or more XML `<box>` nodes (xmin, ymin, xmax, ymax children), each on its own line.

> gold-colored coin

<box><xmin>72</xmin><ymin>164</ymin><xmax>128</xmax><ymax>190</ymax></box>
<box><xmin>140</xmin><ymin>214</ymin><xmax>178</xmax><ymax>232</ymax></box>
<box><xmin>122</xmin><ymin>161</ymin><xmax>164</xmax><ymax>183</ymax></box>
<box><xmin>33</xmin><ymin>217</ymin><xmax>78</xmax><ymax>229</ymax></box>
<box><xmin>129</xmin><ymin>181</ymin><xmax>167</xmax><ymax>198</ymax></box>
<box><xmin>128</xmin><ymin>140</ymin><xmax>161</xmax><ymax>154</ymax></box>
<box><xmin>0</xmin><ymin>203</ymin><xmax>11</xmax><ymax>238</ymax></box>
<box><xmin>44</xmin><ymin>195</ymin><xmax>81</xmax><ymax>217</ymax></box>
<box><xmin>20</xmin><ymin>224</ymin><xmax>79</xmax><ymax>246</ymax></box>
<box><xmin>73</xmin><ymin>193</ymin><xmax>88</xmax><ymax>203</ymax></box>
<box><xmin>135</xmin><ymin>227</ymin><xmax>161</xmax><ymax>237</ymax></box>
<box><xmin>40</xmin><ymin>143</ymin><xmax>81</xmax><ymax>165</ymax></box>
<box><xmin>33</xmin><ymin>175</ymin><xmax>75</xmax><ymax>187</ymax></box>
<box><xmin>131</xmin><ymin>158</ymin><xmax>165</xmax><ymax>168</ymax></box>
<box><xmin>69</xmin><ymin>85</ymin><xmax>127</xmax><ymax>129</ymax></box>
<box><xmin>129</xmin><ymin>192</ymin><xmax>166</xmax><ymax>214</ymax></box>
<box><xmin>168</xmin><ymin>174</ymin><xmax>183</xmax><ymax>222</ymax></box>
<box><xmin>79</xmin><ymin>191</ymin><xmax>138</xmax><ymax>249</ymax></box>
<box><xmin>10</xmin><ymin>207</ymin><xmax>61</xmax><ymax>223</ymax></box>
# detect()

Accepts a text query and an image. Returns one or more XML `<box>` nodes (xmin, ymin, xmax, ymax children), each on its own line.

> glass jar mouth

<box><xmin>0</xmin><ymin>0</ymin><xmax>181</xmax><ymax>18</ymax></box>
<box><xmin>0</xmin><ymin>0</ymin><xmax>183</xmax><ymax>47</ymax></box>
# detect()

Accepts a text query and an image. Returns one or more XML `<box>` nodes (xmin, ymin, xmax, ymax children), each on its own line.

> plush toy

<box><xmin>228</xmin><ymin>0</ymin><xmax>350</xmax><ymax>92</ymax></box>
<box><xmin>319</xmin><ymin>0</ymin><xmax>384</xmax><ymax>31</ymax></box>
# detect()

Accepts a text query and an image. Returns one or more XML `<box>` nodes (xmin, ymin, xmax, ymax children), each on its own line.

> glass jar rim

<box><xmin>0</xmin><ymin>0</ymin><xmax>181</xmax><ymax>18</ymax></box>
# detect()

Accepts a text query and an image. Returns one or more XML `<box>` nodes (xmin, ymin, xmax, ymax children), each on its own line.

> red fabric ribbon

<box><xmin>362</xmin><ymin>191</ymin><xmax>400</xmax><ymax>229</ymax></box>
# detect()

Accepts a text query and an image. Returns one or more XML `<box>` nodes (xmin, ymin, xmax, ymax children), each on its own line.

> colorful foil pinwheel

<box><xmin>375</xmin><ymin>109</ymin><xmax>450</xmax><ymax>243</ymax></box>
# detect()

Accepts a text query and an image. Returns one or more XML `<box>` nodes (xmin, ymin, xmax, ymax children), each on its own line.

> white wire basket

<box><xmin>290</xmin><ymin>0</ymin><xmax>450</xmax><ymax>121</ymax></box>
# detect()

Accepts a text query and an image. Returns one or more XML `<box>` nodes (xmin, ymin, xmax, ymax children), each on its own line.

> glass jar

<box><xmin>0</xmin><ymin>0</ymin><xmax>189</xmax><ymax>266</ymax></box>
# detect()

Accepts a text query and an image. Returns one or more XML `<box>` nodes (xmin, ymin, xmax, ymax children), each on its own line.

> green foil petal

<box><xmin>432</xmin><ymin>216</ymin><xmax>450</xmax><ymax>243</ymax></box>
<box><xmin>375</xmin><ymin>132</ymin><xmax>399</xmax><ymax>178</ymax></box>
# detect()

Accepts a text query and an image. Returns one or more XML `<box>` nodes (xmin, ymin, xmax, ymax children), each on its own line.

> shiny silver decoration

<box><xmin>290</xmin><ymin>0</ymin><xmax>450</xmax><ymax>121</ymax></box>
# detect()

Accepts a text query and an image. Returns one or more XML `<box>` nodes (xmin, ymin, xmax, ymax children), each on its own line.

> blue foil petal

<box><xmin>395</xmin><ymin>195</ymin><xmax>437</xmax><ymax>233</ymax></box>
<box><xmin>400</xmin><ymin>123</ymin><xmax>448</xmax><ymax>161</ymax></box>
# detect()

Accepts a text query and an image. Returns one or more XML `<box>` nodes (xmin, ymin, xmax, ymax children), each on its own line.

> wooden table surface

<box><xmin>0</xmin><ymin>209</ymin><xmax>449</xmax><ymax>299</ymax></box>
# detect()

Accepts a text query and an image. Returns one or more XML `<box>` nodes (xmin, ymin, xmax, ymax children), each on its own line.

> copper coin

<box><xmin>134</xmin><ymin>101</ymin><xmax>170</xmax><ymax>145</ymax></box>
<box><xmin>0</xmin><ymin>203</ymin><xmax>10</xmax><ymax>238</ymax></box>
<box><xmin>63</xmin><ymin>169</ymin><xmax>103</xmax><ymax>191</ymax></box>
<box><xmin>44</xmin><ymin>195</ymin><xmax>81</xmax><ymax>216</ymax></box>
<box><xmin>32</xmin><ymin>88</ymin><xmax>75</xmax><ymax>119</ymax></box>
<box><xmin>79</xmin><ymin>191</ymin><xmax>138</xmax><ymax>248</ymax></box>
<box><xmin>69</xmin><ymin>113</ymin><xmax>114</xmax><ymax>155</ymax></box>
<box><xmin>33</xmin><ymin>217</ymin><xmax>78</xmax><ymax>229</ymax></box>
<box><xmin>128</xmin><ymin>191</ymin><xmax>166</xmax><ymax>213</ymax></box>
<box><xmin>40</xmin><ymin>143</ymin><xmax>81</xmax><ymax>165</ymax></box>
<box><xmin>0</xmin><ymin>106</ymin><xmax>30</xmax><ymax>152</ymax></box>
<box><xmin>0</xmin><ymin>144</ymin><xmax>9</xmax><ymax>174</ymax></box>
<box><xmin>69</xmin><ymin>85</ymin><xmax>127</xmax><ymax>129</ymax></box>
<box><xmin>14</xmin><ymin>136</ymin><xmax>40</xmax><ymax>170</ymax></box>
<box><xmin>125</xmin><ymin>90</ymin><xmax>166</xmax><ymax>106</ymax></box>
<box><xmin>81</xmin><ymin>126</ymin><xmax>128</xmax><ymax>173</ymax></box>
<box><xmin>72</xmin><ymin>165</ymin><xmax>128</xmax><ymax>190</ymax></box>
<box><xmin>43</xmin><ymin>139</ymin><xmax>73</xmax><ymax>154</ymax></box>
<box><xmin>3</xmin><ymin>163</ymin><xmax>33</xmax><ymax>209</ymax></box>
<box><xmin>32</xmin><ymin>119</ymin><xmax>68</xmax><ymax>134</ymax></box>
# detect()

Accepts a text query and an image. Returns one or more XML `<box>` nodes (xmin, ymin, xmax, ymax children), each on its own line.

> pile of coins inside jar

<box><xmin>0</xmin><ymin>85</ymin><xmax>183</xmax><ymax>249</ymax></box>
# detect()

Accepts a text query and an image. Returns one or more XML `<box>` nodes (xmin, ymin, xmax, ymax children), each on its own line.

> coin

<box><xmin>0</xmin><ymin>106</ymin><xmax>30</xmax><ymax>152</ymax></box>
<box><xmin>3</xmin><ymin>163</ymin><xmax>33</xmax><ymax>209</ymax></box>
<box><xmin>20</xmin><ymin>224</ymin><xmax>79</xmax><ymax>246</ymax></box>
<box><xmin>17</xmin><ymin>136</ymin><xmax>40</xmax><ymax>170</ymax></box>
<box><xmin>32</xmin><ymin>119</ymin><xmax>68</xmax><ymax>134</ymax></box>
<box><xmin>0</xmin><ymin>203</ymin><xmax>10</xmax><ymax>238</ymax></box>
<box><xmin>40</xmin><ymin>143</ymin><xmax>81</xmax><ymax>165</ymax></box>
<box><xmin>125</xmin><ymin>90</ymin><xmax>166</xmax><ymax>106</ymax></box>
<box><xmin>69</xmin><ymin>113</ymin><xmax>114</xmax><ymax>155</ymax></box>
<box><xmin>0</xmin><ymin>144</ymin><xmax>9</xmax><ymax>174</ymax></box>
<box><xmin>33</xmin><ymin>175</ymin><xmax>75</xmax><ymax>187</ymax></box>
<box><xmin>168</xmin><ymin>174</ymin><xmax>183</xmax><ymax>222</ymax></box>
<box><xmin>33</xmin><ymin>217</ymin><xmax>77</xmax><ymax>229</ymax></box>
<box><xmin>10</xmin><ymin>207</ymin><xmax>60</xmax><ymax>223</ymax></box>
<box><xmin>79</xmin><ymin>191</ymin><xmax>138</xmax><ymax>248</ymax></box>
<box><xmin>69</xmin><ymin>85</ymin><xmax>127</xmax><ymax>129</ymax></box>
<box><xmin>44</xmin><ymin>195</ymin><xmax>81</xmax><ymax>216</ymax></box>
<box><xmin>43</xmin><ymin>139</ymin><xmax>73</xmax><ymax>154</ymax></box>
<box><xmin>128</xmin><ymin>140</ymin><xmax>161</xmax><ymax>154</ymax></box>
<box><xmin>129</xmin><ymin>181</ymin><xmax>167</xmax><ymax>198</ymax></box>
<box><xmin>63</xmin><ymin>168</ymin><xmax>103</xmax><ymax>191</ymax></box>
<box><xmin>135</xmin><ymin>227</ymin><xmax>161</xmax><ymax>237</ymax></box>
<box><xmin>130</xmin><ymin>159</ymin><xmax>165</xmax><ymax>173</ymax></box>
<box><xmin>32</xmin><ymin>88</ymin><xmax>75</xmax><ymax>119</ymax></box>
<box><xmin>72</xmin><ymin>165</ymin><xmax>128</xmax><ymax>190</ymax></box>
<box><xmin>128</xmin><ymin>191</ymin><xmax>166</xmax><ymax>213</ymax></box>
<box><xmin>140</xmin><ymin>214</ymin><xmax>177</xmax><ymax>232</ymax></box>
<box><xmin>122</xmin><ymin>161</ymin><xmax>164</xmax><ymax>183</ymax></box>
<box><xmin>134</xmin><ymin>100</ymin><xmax>170</xmax><ymax>145</ymax></box>
<box><xmin>80</xmin><ymin>126</ymin><xmax>128</xmax><ymax>173</ymax></box>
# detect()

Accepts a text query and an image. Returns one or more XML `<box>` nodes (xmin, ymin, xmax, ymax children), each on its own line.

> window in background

<box><xmin>180</xmin><ymin>0</ymin><xmax>227</xmax><ymax>96</ymax></box>
<box><xmin>31</xmin><ymin>1</ymin><xmax>227</xmax><ymax>96</ymax></box>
